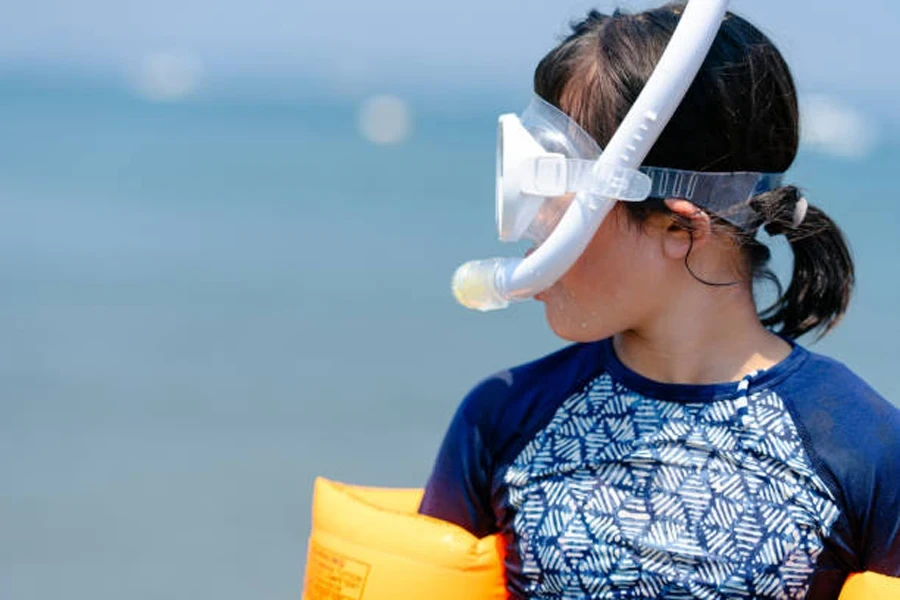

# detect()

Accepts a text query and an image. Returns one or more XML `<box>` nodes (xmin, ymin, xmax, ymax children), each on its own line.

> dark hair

<box><xmin>533</xmin><ymin>3</ymin><xmax>854</xmax><ymax>339</ymax></box>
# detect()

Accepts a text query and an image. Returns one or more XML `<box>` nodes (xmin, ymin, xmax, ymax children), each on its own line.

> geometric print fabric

<box><xmin>505</xmin><ymin>373</ymin><xmax>841</xmax><ymax>599</ymax></box>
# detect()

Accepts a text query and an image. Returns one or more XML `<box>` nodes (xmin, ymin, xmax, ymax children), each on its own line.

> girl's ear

<box><xmin>661</xmin><ymin>199</ymin><xmax>712</xmax><ymax>259</ymax></box>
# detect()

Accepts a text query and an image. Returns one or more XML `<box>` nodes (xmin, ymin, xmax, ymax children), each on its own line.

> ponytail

<box><xmin>749</xmin><ymin>186</ymin><xmax>854</xmax><ymax>339</ymax></box>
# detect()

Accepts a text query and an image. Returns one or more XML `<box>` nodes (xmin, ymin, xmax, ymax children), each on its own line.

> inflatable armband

<box><xmin>840</xmin><ymin>570</ymin><xmax>900</xmax><ymax>599</ymax></box>
<box><xmin>300</xmin><ymin>478</ymin><xmax>896</xmax><ymax>599</ymax></box>
<box><xmin>301</xmin><ymin>478</ymin><xmax>506</xmax><ymax>600</ymax></box>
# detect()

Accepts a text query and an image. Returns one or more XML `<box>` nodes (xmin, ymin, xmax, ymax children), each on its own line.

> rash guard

<box><xmin>420</xmin><ymin>339</ymin><xmax>900</xmax><ymax>599</ymax></box>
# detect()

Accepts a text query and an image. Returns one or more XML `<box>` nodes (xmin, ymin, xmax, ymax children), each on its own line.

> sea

<box><xmin>1</xmin><ymin>73</ymin><xmax>898</xmax><ymax>599</ymax></box>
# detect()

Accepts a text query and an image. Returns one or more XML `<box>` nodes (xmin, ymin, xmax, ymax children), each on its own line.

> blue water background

<box><xmin>1</xmin><ymin>76</ymin><xmax>897</xmax><ymax>599</ymax></box>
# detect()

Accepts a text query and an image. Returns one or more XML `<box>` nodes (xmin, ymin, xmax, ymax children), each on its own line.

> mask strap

<box><xmin>641</xmin><ymin>167</ymin><xmax>784</xmax><ymax>229</ymax></box>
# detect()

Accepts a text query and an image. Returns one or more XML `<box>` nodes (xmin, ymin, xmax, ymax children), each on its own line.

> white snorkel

<box><xmin>453</xmin><ymin>0</ymin><xmax>732</xmax><ymax>311</ymax></box>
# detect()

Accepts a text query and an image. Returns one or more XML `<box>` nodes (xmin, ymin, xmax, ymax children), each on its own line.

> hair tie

<box><xmin>792</xmin><ymin>195</ymin><xmax>808</xmax><ymax>228</ymax></box>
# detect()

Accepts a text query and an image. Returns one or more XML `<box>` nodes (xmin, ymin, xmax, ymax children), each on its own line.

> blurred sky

<box><xmin>2</xmin><ymin>0</ymin><xmax>899</xmax><ymax>116</ymax></box>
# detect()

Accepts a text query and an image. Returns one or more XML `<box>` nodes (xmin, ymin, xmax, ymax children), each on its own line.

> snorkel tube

<box><xmin>452</xmin><ymin>0</ymin><xmax>730</xmax><ymax>311</ymax></box>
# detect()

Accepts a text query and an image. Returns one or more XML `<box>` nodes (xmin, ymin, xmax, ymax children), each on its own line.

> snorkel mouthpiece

<box><xmin>452</xmin><ymin>258</ymin><xmax>517</xmax><ymax>312</ymax></box>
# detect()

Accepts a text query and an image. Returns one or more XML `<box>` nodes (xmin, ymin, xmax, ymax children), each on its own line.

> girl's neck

<box><xmin>613</xmin><ymin>284</ymin><xmax>792</xmax><ymax>385</ymax></box>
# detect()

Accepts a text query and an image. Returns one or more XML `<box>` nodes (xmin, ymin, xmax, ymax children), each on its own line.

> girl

<box><xmin>420</xmin><ymin>4</ymin><xmax>900</xmax><ymax>599</ymax></box>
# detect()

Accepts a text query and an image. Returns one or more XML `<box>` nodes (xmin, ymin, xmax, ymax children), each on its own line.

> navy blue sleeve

<box><xmin>418</xmin><ymin>373</ymin><xmax>509</xmax><ymax>538</ymax></box>
<box><xmin>419</xmin><ymin>342</ymin><xmax>608</xmax><ymax>538</ymax></box>
<box><xmin>777</xmin><ymin>352</ymin><xmax>900</xmax><ymax>576</ymax></box>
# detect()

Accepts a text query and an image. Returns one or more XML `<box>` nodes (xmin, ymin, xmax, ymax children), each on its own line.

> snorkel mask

<box><xmin>453</xmin><ymin>0</ymin><xmax>783</xmax><ymax>311</ymax></box>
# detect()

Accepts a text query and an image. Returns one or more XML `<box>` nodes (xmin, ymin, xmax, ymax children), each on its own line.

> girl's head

<box><xmin>533</xmin><ymin>3</ymin><xmax>854</xmax><ymax>342</ymax></box>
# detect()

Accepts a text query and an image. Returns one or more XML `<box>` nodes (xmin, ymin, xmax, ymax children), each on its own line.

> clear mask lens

<box><xmin>523</xmin><ymin>193</ymin><xmax>574</xmax><ymax>244</ymax></box>
<box><xmin>496</xmin><ymin>96</ymin><xmax>650</xmax><ymax>245</ymax></box>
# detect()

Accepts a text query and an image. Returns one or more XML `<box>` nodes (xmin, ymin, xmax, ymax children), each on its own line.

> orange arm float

<box><xmin>840</xmin><ymin>571</ymin><xmax>900</xmax><ymax>599</ymax></box>
<box><xmin>301</xmin><ymin>478</ymin><xmax>507</xmax><ymax>600</ymax></box>
<box><xmin>301</xmin><ymin>478</ymin><xmax>896</xmax><ymax>600</ymax></box>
